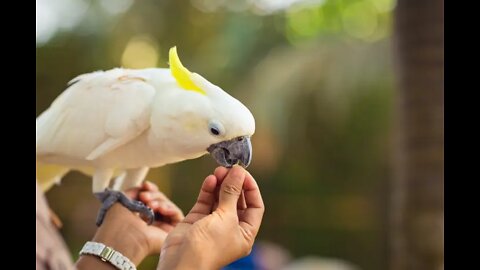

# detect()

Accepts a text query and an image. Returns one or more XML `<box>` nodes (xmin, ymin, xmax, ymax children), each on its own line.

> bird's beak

<box><xmin>207</xmin><ymin>136</ymin><xmax>252</xmax><ymax>168</ymax></box>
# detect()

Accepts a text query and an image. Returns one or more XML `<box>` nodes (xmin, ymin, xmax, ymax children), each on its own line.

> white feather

<box><xmin>36</xmin><ymin>66</ymin><xmax>255</xmax><ymax>192</ymax></box>
<box><xmin>37</xmin><ymin>69</ymin><xmax>156</xmax><ymax>164</ymax></box>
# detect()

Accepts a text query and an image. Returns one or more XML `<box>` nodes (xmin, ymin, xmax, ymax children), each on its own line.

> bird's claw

<box><xmin>94</xmin><ymin>188</ymin><xmax>155</xmax><ymax>226</ymax></box>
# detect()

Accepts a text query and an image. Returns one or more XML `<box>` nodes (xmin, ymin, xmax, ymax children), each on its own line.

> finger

<box><xmin>239</xmin><ymin>172</ymin><xmax>265</xmax><ymax>236</ymax></box>
<box><xmin>212</xmin><ymin>184</ymin><xmax>220</xmax><ymax>211</ymax></box>
<box><xmin>142</xmin><ymin>181</ymin><xmax>159</xmax><ymax>192</ymax></box>
<box><xmin>214</xmin><ymin>166</ymin><xmax>229</xmax><ymax>183</ymax></box>
<box><xmin>212</xmin><ymin>167</ymin><xmax>229</xmax><ymax>205</ymax></box>
<box><xmin>124</xmin><ymin>186</ymin><xmax>142</xmax><ymax>199</ymax></box>
<box><xmin>183</xmin><ymin>175</ymin><xmax>217</xmax><ymax>224</ymax></box>
<box><xmin>237</xmin><ymin>190</ymin><xmax>247</xmax><ymax>210</ymax></box>
<box><xmin>152</xmin><ymin>201</ymin><xmax>184</xmax><ymax>222</ymax></box>
<box><xmin>139</xmin><ymin>190</ymin><xmax>167</xmax><ymax>204</ymax></box>
<box><xmin>218</xmin><ymin>165</ymin><xmax>246</xmax><ymax>211</ymax></box>
<box><xmin>140</xmin><ymin>191</ymin><xmax>184</xmax><ymax>222</ymax></box>
<box><xmin>243</xmin><ymin>172</ymin><xmax>264</xmax><ymax>208</ymax></box>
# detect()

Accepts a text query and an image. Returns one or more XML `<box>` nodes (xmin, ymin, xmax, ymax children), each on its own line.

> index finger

<box><xmin>183</xmin><ymin>175</ymin><xmax>217</xmax><ymax>224</ymax></box>
<box><xmin>142</xmin><ymin>181</ymin><xmax>159</xmax><ymax>192</ymax></box>
<box><xmin>239</xmin><ymin>172</ymin><xmax>264</xmax><ymax>236</ymax></box>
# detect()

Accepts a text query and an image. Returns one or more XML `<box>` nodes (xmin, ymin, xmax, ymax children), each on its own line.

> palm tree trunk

<box><xmin>390</xmin><ymin>0</ymin><xmax>444</xmax><ymax>269</ymax></box>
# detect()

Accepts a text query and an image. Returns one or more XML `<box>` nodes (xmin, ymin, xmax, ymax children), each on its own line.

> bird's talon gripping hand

<box><xmin>94</xmin><ymin>189</ymin><xmax>155</xmax><ymax>226</ymax></box>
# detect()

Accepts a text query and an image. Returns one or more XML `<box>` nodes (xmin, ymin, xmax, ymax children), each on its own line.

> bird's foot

<box><xmin>94</xmin><ymin>188</ymin><xmax>154</xmax><ymax>226</ymax></box>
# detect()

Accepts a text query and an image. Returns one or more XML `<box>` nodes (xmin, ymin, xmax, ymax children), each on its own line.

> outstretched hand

<box><xmin>157</xmin><ymin>165</ymin><xmax>265</xmax><ymax>270</ymax></box>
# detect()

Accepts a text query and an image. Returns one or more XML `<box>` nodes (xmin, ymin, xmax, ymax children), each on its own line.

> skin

<box><xmin>75</xmin><ymin>166</ymin><xmax>264</xmax><ymax>270</ymax></box>
<box><xmin>76</xmin><ymin>181</ymin><xmax>184</xmax><ymax>269</ymax></box>
<box><xmin>157</xmin><ymin>165</ymin><xmax>265</xmax><ymax>270</ymax></box>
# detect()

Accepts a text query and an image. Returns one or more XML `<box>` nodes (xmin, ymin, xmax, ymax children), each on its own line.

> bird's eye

<box><xmin>210</xmin><ymin>127</ymin><xmax>220</xmax><ymax>136</ymax></box>
<box><xmin>208</xmin><ymin>120</ymin><xmax>224</xmax><ymax>137</ymax></box>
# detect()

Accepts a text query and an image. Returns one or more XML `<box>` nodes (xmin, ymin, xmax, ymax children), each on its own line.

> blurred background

<box><xmin>36</xmin><ymin>0</ymin><xmax>443</xmax><ymax>269</ymax></box>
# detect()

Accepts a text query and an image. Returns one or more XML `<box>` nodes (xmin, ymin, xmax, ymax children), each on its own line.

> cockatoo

<box><xmin>36</xmin><ymin>47</ymin><xmax>255</xmax><ymax>225</ymax></box>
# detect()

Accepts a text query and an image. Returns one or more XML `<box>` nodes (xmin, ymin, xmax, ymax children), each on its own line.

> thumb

<box><xmin>218</xmin><ymin>165</ymin><xmax>246</xmax><ymax>211</ymax></box>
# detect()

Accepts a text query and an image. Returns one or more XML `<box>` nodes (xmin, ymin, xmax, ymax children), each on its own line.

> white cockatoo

<box><xmin>36</xmin><ymin>47</ymin><xmax>255</xmax><ymax>225</ymax></box>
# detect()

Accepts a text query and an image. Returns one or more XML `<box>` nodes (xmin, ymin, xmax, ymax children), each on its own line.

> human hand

<box><xmin>77</xmin><ymin>181</ymin><xmax>184</xmax><ymax>268</ymax></box>
<box><xmin>157</xmin><ymin>165</ymin><xmax>265</xmax><ymax>270</ymax></box>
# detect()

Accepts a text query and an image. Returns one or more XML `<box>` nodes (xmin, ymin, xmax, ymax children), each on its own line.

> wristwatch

<box><xmin>79</xmin><ymin>241</ymin><xmax>136</xmax><ymax>270</ymax></box>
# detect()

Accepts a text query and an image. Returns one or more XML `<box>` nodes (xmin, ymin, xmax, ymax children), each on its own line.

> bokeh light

<box><xmin>121</xmin><ymin>35</ymin><xmax>159</xmax><ymax>68</ymax></box>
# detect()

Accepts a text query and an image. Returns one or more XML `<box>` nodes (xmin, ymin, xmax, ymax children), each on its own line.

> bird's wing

<box><xmin>36</xmin><ymin>69</ymin><xmax>156</xmax><ymax>161</ymax></box>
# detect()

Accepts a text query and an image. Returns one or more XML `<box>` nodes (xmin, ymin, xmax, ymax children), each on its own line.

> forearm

<box><xmin>75</xmin><ymin>233</ymin><xmax>147</xmax><ymax>270</ymax></box>
<box><xmin>75</xmin><ymin>237</ymin><xmax>147</xmax><ymax>270</ymax></box>
<box><xmin>76</xmin><ymin>205</ymin><xmax>150</xmax><ymax>269</ymax></box>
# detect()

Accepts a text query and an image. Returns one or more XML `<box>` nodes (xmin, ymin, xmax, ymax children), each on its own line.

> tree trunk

<box><xmin>390</xmin><ymin>0</ymin><xmax>444</xmax><ymax>269</ymax></box>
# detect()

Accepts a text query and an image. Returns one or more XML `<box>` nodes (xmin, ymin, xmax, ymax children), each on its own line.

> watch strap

<box><xmin>79</xmin><ymin>241</ymin><xmax>136</xmax><ymax>270</ymax></box>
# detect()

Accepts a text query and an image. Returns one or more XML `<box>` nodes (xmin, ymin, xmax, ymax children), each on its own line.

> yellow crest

<box><xmin>169</xmin><ymin>46</ymin><xmax>206</xmax><ymax>95</ymax></box>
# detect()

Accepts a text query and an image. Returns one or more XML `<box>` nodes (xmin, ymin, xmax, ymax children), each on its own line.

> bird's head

<box><xmin>151</xmin><ymin>47</ymin><xmax>255</xmax><ymax>168</ymax></box>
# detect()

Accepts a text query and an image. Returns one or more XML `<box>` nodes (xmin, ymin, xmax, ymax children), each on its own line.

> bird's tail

<box><xmin>36</xmin><ymin>161</ymin><xmax>70</xmax><ymax>192</ymax></box>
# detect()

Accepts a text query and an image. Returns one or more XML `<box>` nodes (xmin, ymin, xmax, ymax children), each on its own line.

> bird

<box><xmin>36</xmin><ymin>46</ymin><xmax>255</xmax><ymax>226</ymax></box>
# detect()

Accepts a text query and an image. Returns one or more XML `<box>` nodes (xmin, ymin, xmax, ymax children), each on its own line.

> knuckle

<box><xmin>222</xmin><ymin>184</ymin><xmax>242</xmax><ymax>196</ymax></box>
<box><xmin>213</xmin><ymin>209</ymin><xmax>226</xmax><ymax>221</ymax></box>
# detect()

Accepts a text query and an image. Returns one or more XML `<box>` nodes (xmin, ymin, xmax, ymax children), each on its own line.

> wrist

<box><xmin>93</xmin><ymin>205</ymin><xmax>150</xmax><ymax>265</ymax></box>
<box><xmin>78</xmin><ymin>241</ymin><xmax>137</xmax><ymax>270</ymax></box>
<box><xmin>93</xmin><ymin>235</ymin><xmax>148</xmax><ymax>265</ymax></box>
<box><xmin>157</xmin><ymin>243</ymin><xmax>215</xmax><ymax>270</ymax></box>
<box><xmin>93</xmin><ymin>230</ymin><xmax>148</xmax><ymax>265</ymax></box>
